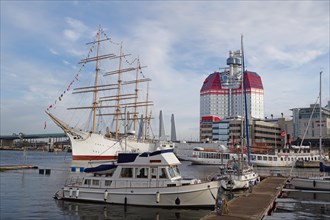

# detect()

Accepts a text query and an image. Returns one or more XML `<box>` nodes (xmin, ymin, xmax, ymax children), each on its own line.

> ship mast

<box><xmin>115</xmin><ymin>43</ymin><xmax>123</xmax><ymax>140</ymax></box>
<box><xmin>133</xmin><ymin>59</ymin><xmax>140</xmax><ymax>131</ymax></box>
<box><xmin>144</xmin><ymin>81</ymin><xmax>150</xmax><ymax>140</ymax></box>
<box><xmin>92</xmin><ymin>29</ymin><xmax>101</xmax><ymax>133</ymax></box>
<box><xmin>319</xmin><ymin>71</ymin><xmax>322</xmax><ymax>157</ymax></box>
<box><xmin>67</xmin><ymin>29</ymin><xmax>153</xmax><ymax>140</ymax></box>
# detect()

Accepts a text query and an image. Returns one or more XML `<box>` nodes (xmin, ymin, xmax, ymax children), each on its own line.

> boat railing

<box><xmin>65</xmin><ymin>176</ymin><xmax>84</xmax><ymax>186</ymax></box>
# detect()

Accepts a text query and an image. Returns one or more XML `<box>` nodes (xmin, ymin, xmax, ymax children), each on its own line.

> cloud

<box><xmin>49</xmin><ymin>48</ymin><xmax>59</xmax><ymax>55</ymax></box>
<box><xmin>1</xmin><ymin>1</ymin><xmax>329</xmax><ymax>140</ymax></box>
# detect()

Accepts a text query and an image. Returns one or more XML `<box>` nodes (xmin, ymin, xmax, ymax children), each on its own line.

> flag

<box><xmin>281</xmin><ymin>130</ymin><xmax>286</xmax><ymax>137</ymax></box>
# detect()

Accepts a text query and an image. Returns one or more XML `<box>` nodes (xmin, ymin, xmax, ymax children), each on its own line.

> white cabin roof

<box><xmin>118</xmin><ymin>149</ymin><xmax>180</xmax><ymax>166</ymax></box>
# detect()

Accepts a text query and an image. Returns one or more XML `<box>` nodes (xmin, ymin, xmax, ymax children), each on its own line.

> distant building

<box><xmin>212</xmin><ymin>117</ymin><xmax>286</xmax><ymax>149</ymax></box>
<box><xmin>200</xmin><ymin>116</ymin><xmax>220</xmax><ymax>142</ymax></box>
<box><xmin>291</xmin><ymin>104</ymin><xmax>330</xmax><ymax>147</ymax></box>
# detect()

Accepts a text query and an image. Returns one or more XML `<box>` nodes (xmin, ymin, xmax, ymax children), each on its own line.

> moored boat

<box><xmin>186</xmin><ymin>147</ymin><xmax>240</xmax><ymax>165</ymax></box>
<box><xmin>54</xmin><ymin>149</ymin><xmax>220</xmax><ymax>208</ymax></box>
<box><xmin>250</xmin><ymin>145</ymin><xmax>327</xmax><ymax>167</ymax></box>
<box><xmin>290</xmin><ymin>176</ymin><xmax>330</xmax><ymax>191</ymax></box>
<box><xmin>220</xmin><ymin>157</ymin><xmax>259</xmax><ymax>190</ymax></box>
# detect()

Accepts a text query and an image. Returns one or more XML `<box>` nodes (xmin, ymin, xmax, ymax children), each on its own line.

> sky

<box><xmin>1</xmin><ymin>1</ymin><xmax>329</xmax><ymax>141</ymax></box>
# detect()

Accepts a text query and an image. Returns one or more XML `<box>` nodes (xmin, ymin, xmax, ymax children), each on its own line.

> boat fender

<box><xmin>175</xmin><ymin>197</ymin><xmax>180</xmax><ymax>205</ymax></box>
<box><xmin>104</xmin><ymin>190</ymin><xmax>108</xmax><ymax>201</ymax></box>
<box><xmin>69</xmin><ymin>189</ymin><xmax>73</xmax><ymax>198</ymax></box>
<box><xmin>76</xmin><ymin>189</ymin><xmax>79</xmax><ymax>198</ymax></box>
<box><xmin>124</xmin><ymin>197</ymin><xmax>127</xmax><ymax>206</ymax></box>
<box><xmin>156</xmin><ymin>192</ymin><xmax>160</xmax><ymax>203</ymax></box>
<box><xmin>313</xmin><ymin>180</ymin><xmax>316</xmax><ymax>187</ymax></box>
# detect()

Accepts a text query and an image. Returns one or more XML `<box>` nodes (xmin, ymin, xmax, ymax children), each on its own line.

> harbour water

<box><xmin>0</xmin><ymin>150</ymin><xmax>329</xmax><ymax>219</ymax></box>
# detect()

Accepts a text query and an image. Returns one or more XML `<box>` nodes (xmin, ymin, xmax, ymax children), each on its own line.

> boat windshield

<box><xmin>168</xmin><ymin>165</ymin><xmax>181</xmax><ymax>178</ymax></box>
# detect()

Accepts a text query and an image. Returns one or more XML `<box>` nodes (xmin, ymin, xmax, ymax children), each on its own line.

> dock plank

<box><xmin>202</xmin><ymin>176</ymin><xmax>288</xmax><ymax>220</ymax></box>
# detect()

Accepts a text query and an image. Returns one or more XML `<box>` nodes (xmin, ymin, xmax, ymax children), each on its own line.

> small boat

<box><xmin>54</xmin><ymin>149</ymin><xmax>220</xmax><ymax>208</ymax></box>
<box><xmin>220</xmin><ymin>159</ymin><xmax>259</xmax><ymax>190</ymax></box>
<box><xmin>290</xmin><ymin>176</ymin><xmax>330</xmax><ymax>191</ymax></box>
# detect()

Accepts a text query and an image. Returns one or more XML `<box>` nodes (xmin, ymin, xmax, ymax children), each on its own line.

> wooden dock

<box><xmin>202</xmin><ymin>176</ymin><xmax>288</xmax><ymax>220</ymax></box>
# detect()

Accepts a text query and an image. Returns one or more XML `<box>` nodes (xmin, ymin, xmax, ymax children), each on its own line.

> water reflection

<box><xmin>54</xmin><ymin>200</ymin><xmax>212</xmax><ymax>220</ymax></box>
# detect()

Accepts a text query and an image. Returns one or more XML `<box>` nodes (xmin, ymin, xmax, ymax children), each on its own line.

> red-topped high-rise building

<box><xmin>199</xmin><ymin>50</ymin><xmax>264</xmax><ymax>141</ymax></box>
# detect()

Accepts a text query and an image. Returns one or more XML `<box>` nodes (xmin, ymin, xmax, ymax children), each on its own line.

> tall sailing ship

<box><xmin>46</xmin><ymin>27</ymin><xmax>173</xmax><ymax>160</ymax></box>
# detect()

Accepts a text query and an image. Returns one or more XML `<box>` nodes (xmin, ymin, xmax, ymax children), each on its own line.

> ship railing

<box><xmin>65</xmin><ymin>176</ymin><xmax>84</xmax><ymax>186</ymax></box>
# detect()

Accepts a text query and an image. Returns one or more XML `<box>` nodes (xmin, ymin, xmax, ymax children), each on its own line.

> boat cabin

<box><xmin>73</xmin><ymin>149</ymin><xmax>200</xmax><ymax>189</ymax></box>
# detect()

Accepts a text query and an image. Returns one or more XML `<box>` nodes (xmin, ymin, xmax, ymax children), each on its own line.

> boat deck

<box><xmin>202</xmin><ymin>176</ymin><xmax>288</xmax><ymax>220</ymax></box>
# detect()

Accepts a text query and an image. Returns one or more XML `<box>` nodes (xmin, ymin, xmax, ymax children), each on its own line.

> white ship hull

<box><xmin>220</xmin><ymin>170</ymin><xmax>259</xmax><ymax>190</ymax></box>
<box><xmin>290</xmin><ymin>176</ymin><xmax>330</xmax><ymax>191</ymax></box>
<box><xmin>67</xmin><ymin>129</ymin><xmax>161</xmax><ymax>160</ymax></box>
<box><xmin>57</xmin><ymin>181</ymin><xmax>219</xmax><ymax>207</ymax></box>
<box><xmin>250</xmin><ymin>150</ymin><xmax>327</xmax><ymax>167</ymax></box>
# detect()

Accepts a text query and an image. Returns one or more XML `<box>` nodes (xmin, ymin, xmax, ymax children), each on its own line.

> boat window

<box><xmin>92</xmin><ymin>179</ymin><xmax>100</xmax><ymax>186</ymax></box>
<box><xmin>120</xmin><ymin>168</ymin><xmax>133</xmax><ymax>178</ymax></box>
<box><xmin>268</xmin><ymin>157</ymin><xmax>273</xmax><ymax>161</ymax></box>
<box><xmin>257</xmin><ymin>156</ymin><xmax>262</xmax><ymax>160</ymax></box>
<box><xmin>84</xmin><ymin>179</ymin><xmax>91</xmax><ymax>185</ymax></box>
<box><xmin>105</xmin><ymin>180</ymin><xmax>112</xmax><ymax>186</ymax></box>
<box><xmin>251</xmin><ymin>155</ymin><xmax>256</xmax><ymax>160</ymax></box>
<box><xmin>168</xmin><ymin>166</ymin><xmax>178</xmax><ymax>178</ymax></box>
<box><xmin>151</xmin><ymin>167</ymin><xmax>157</xmax><ymax>179</ymax></box>
<box><xmin>281</xmin><ymin>157</ymin><xmax>283</xmax><ymax>161</ymax></box>
<box><xmin>263</xmin><ymin>156</ymin><xmax>267</xmax><ymax>161</ymax></box>
<box><xmin>274</xmin><ymin>157</ymin><xmax>277</xmax><ymax>161</ymax></box>
<box><xmin>159</xmin><ymin>168</ymin><xmax>167</xmax><ymax>179</ymax></box>
<box><xmin>136</xmin><ymin>168</ymin><xmax>148</xmax><ymax>178</ymax></box>
<box><xmin>173</xmin><ymin>165</ymin><xmax>180</xmax><ymax>176</ymax></box>
<box><xmin>277</xmin><ymin>149</ymin><xmax>280</xmax><ymax>153</ymax></box>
